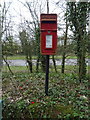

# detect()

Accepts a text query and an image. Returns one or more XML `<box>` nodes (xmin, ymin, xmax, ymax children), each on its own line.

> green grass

<box><xmin>5</xmin><ymin>55</ymin><xmax>39</xmax><ymax>60</ymax></box>
<box><xmin>53</xmin><ymin>55</ymin><xmax>77</xmax><ymax>59</ymax></box>
<box><xmin>3</xmin><ymin>65</ymin><xmax>76</xmax><ymax>72</ymax></box>
<box><xmin>6</xmin><ymin>55</ymin><xmax>77</xmax><ymax>60</ymax></box>
<box><xmin>88</xmin><ymin>65</ymin><xmax>90</xmax><ymax>73</ymax></box>
<box><xmin>3</xmin><ymin>65</ymin><xmax>90</xmax><ymax>74</ymax></box>
<box><xmin>5</xmin><ymin>55</ymin><xmax>90</xmax><ymax>60</ymax></box>
<box><xmin>2</xmin><ymin>66</ymin><xmax>28</xmax><ymax>72</ymax></box>
<box><xmin>88</xmin><ymin>56</ymin><xmax>90</xmax><ymax>59</ymax></box>
<box><xmin>6</xmin><ymin>55</ymin><xmax>26</xmax><ymax>60</ymax></box>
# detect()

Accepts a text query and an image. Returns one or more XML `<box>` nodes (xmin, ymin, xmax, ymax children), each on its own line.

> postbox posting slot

<box><xmin>41</xmin><ymin>20</ymin><xmax>57</xmax><ymax>31</ymax></box>
<box><xmin>41</xmin><ymin>21</ymin><xmax>56</xmax><ymax>23</ymax></box>
<box><xmin>41</xmin><ymin>29</ymin><xmax>57</xmax><ymax>31</ymax></box>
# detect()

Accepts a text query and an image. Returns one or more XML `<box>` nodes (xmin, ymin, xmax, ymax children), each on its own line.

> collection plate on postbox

<box><xmin>40</xmin><ymin>14</ymin><xmax>57</xmax><ymax>55</ymax></box>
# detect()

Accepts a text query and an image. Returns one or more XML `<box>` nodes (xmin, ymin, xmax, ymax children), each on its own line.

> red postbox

<box><xmin>40</xmin><ymin>14</ymin><xmax>57</xmax><ymax>55</ymax></box>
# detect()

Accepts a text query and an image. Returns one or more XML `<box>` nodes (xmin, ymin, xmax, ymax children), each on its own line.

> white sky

<box><xmin>1</xmin><ymin>0</ymin><xmax>90</xmax><ymax>43</ymax></box>
<box><xmin>0</xmin><ymin>0</ymin><xmax>67</xmax><ymax>41</ymax></box>
<box><xmin>0</xmin><ymin>0</ymin><xmax>65</xmax><ymax>22</ymax></box>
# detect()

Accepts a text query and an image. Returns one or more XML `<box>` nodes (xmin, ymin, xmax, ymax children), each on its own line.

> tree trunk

<box><xmin>0</xmin><ymin>43</ymin><xmax>2</xmax><ymax>72</ymax></box>
<box><xmin>27</xmin><ymin>60</ymin><xmax>33</xmax><ymax>73</ymax></box>
<box><xmin>41</xmin><ymin>56</ymin><xmax>46</xmax><ymax>72</ymax></box>
<box><xmin>61</xmin><ymin>16</ymin><xmax>68</xmax><ymax>73</ymax></box>
<box><xmin>52</xmin><ymin>55</ymin><xmax>57</xmax><ymax>72</ymax></box>
<box><xmin>77</xmin><ymin>34</ymin><xmax>86</xmax><ymax>82</ymax></box>
<box><xmin>67</xmin><ymin>2</ymin><xmax>88</xmax><ymax>82</ymax></box>
<box><xmin>2</xmin><ymin>55</ymin><xmax>14</xmax><ymax>75</ymax></box>
<box><xmin>36</xmin><ymin>57</ymin><xmax>39</xmax><ymax>72</ymax></box>
<box><xmin>61</xmin><ymin>52</ymin><xmax>66</xmax><ymax>73</ymax></box>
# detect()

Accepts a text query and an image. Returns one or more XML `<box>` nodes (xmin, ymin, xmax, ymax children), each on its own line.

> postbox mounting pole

<box><xmin>45</xmin><ymin>55</ymin><xmax>49</xmax><ymax>95</ymax></box>
<box><xmin>45</xmin><ymin>0</ymin><xmax>49</xmax><ymax>96</ymax></box>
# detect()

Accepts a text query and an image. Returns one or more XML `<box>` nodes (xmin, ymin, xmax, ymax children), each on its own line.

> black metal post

<box><xmin>45</xmin><ymin>55</ymin><xmax>49</xmax><ymax>95</ymax></box>
<box><xmin>45</xmin><ymin>0</ymin><xmax>49</xmax><ymax>96</ymax></box>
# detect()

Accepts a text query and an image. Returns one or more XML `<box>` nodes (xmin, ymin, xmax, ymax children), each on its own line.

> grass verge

<box><xmin>5</xmin><ymin>55</ymin><xmax>90</xmax><ymax>60</ymax></box>
<box><xmin>2</xmin><ymin>65</ymin><xmax>90</xmax><ymax>74</ymax></box>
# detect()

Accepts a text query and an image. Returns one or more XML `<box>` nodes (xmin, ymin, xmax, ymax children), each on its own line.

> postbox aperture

<box><xmin>40</xmin><ymin>14</ymin><xmax>57</xmax><ymax>55</ymax></box>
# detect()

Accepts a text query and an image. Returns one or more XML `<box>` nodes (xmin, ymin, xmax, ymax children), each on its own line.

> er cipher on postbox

<box><xmin>40</xmin><ymin>14</ymin><xmax>57</xmax><ymax>55</ymax></box>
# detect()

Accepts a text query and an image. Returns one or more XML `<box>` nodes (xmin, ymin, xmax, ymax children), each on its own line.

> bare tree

<box><xmin>1</xmin><ymin>2</ymin><xmax>13</xmax><ymax>75</ymax></box>
<box><xmin>61</xmin><ymin>4</ymin><xmax>68</xmax><ymax>73</ymax></box>
<box><xmin>18</xmin><ymin>0</ymin><xmax>47</xmax><ymax>72</ymax></box>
